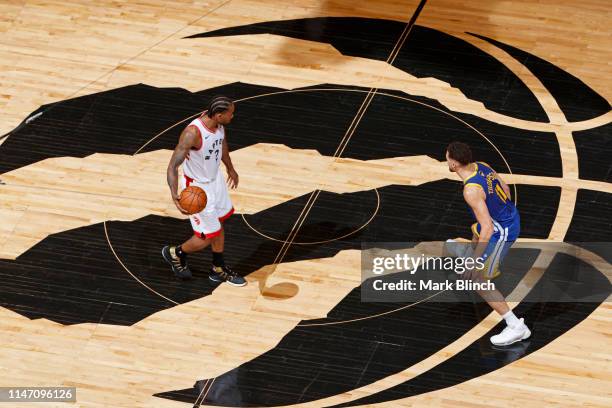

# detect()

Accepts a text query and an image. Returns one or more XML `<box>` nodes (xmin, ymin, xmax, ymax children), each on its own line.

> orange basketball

<box><xmin>179</xmin><ymin>186</ymin><xmax>207</xmax><ymax>215</ymax></box>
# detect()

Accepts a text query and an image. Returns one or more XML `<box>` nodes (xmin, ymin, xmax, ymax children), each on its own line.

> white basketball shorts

<box><xmin>180</xmin><ymin>173</ymin><xmax>234</xmax><ymax>239</ymax></box>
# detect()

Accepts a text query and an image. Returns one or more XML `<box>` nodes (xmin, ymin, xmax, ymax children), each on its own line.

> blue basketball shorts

<box><xmin>471</xmin><ymin>216</ymin><xmax>520</xmax><ymax>279</ymax></box>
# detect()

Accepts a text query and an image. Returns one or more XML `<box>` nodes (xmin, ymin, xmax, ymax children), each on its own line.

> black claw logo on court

<box><xmin>0</xmin><ymin>18</ymin><xmax>610</xmax><ymax>407</ymax></box>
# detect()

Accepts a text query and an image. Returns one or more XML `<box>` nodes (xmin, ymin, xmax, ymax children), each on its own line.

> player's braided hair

<box><xmin>206</xmin><ymin>96</ymin><xmax>233</xmax><ymax>117</ymax></box>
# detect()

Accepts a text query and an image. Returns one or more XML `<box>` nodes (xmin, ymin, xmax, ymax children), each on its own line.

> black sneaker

<box><xmin>162</xmin><ymin>245</ymin><xmax>192</xmax><ymax>279</ymax></box>
<box><xmin>209</xmin><ymin>265</ymin><xmax>247</xmax><ymax>287</ymax></box>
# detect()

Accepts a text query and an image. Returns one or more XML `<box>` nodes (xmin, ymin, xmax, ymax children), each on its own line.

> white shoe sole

<box><xmin>491</xmin><ymin>327</ymin><xmax>531</xmax><ymax>346</ymax></box>
<box><xmin>226</xmin><ymin>280</ymin><xmax>247</xmax><ymax>287</ymax></box>
<box><xmin>209</xmin><ymin>275</ymin><xmax>247</xmax><ymax>287</ymax></box>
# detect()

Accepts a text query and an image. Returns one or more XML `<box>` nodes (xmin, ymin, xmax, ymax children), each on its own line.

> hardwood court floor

<box><xmin>0</xmin><ymin>1</ymin><xmax>610</xmax><ymax>407</ymax></box>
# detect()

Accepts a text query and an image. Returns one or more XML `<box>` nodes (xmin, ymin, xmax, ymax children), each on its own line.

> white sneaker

<box><xmin>490</xmin><ymin>318</ymin><xmax>531</xmax><ymax>346</ymax></box>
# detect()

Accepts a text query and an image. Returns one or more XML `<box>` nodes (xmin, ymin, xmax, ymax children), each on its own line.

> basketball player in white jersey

<box><xmin>162</xmin><ymin>96</ymin><xmax>246</xmax><ymax>286</ymax></box>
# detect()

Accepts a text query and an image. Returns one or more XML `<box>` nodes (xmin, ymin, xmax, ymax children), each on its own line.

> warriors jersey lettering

<box><xmin>183</xmin><ymin>115</ymin><xmax>224</xmax><ymax>183</ymax></box>
<box><xmin>464</xmin><ymin>162</ymin><xmax>518</xmax><ymax>226</ymax></box>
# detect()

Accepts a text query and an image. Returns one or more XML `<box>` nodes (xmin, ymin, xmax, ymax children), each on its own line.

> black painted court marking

<box><xmin>103</xmin><ymin>223</ymin><xmax>179</xmax><ymax>305</ymax></box>
<box><xmin>105</xmin><ymin>87</ymin><xmax>515</xmax><ymax>310</ymax></box>
<box><xmin>0</xmin><ymin>9</ymin><xmax>607</xmax><ymax>406</ymax></box>
<box><xmin>265</xmin><ymin>0</ymin><xmax>431</xmax><ymax>286</ymax></box>
<box><xmin>192</xmin><ymin>378</ymin><xmax>215</xmax><ymax>408</ymax></box>
<box><xmin>240</xmin><ymin>189</ymin><xmax>380</xmax><ymax>245</ymax></box>
<box><xmin>0</xmin><ymin>0</ymin><xmax>233</xmax><ymax>144</ymax></box>
<box><xmin>191</xmin><ymin>2</ymin><xmax>428</xmax><ymax>406</ymax></box>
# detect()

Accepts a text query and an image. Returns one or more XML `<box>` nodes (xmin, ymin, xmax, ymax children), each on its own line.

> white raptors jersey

<box><xmin>182</xmin><ymin>115</ymin><xmax>224</xmax><ymax>183</ymax></box>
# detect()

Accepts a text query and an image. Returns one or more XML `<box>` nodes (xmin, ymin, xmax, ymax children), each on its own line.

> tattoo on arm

<box><xmin>167</xmin><ymin>127</ymin><xmax>199</xmax><ymax>195</ymax></box>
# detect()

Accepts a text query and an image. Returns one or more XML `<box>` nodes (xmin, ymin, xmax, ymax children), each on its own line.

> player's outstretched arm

<box><xmin>167</xmin><ymin>126</ymin><xmax>199</xmax><ymax>214</ymax></box>
<box><xmin>464</xmin><ymin>186</ymin><xmax>494</xmax><ymax>259</ymax></box>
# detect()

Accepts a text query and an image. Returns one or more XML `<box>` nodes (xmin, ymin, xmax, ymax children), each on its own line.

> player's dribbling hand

<box><xmin>227</xmin><ymin>168</ymin><xmax>239</xmax><ymax>189</ymax></box>
<box><xmin>172</xmin><ymin>193</ymin><xmax>191</xmax><ymax>215</ymax></box>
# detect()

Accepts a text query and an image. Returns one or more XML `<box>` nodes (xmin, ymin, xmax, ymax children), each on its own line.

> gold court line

<box><xmin>240</xmin><ymin>189</ymin><xmax>380</xmax><ymax>245</ymax></box>
<box><xmin>135</xmin><ymin>87</ymin><xmax>516</xmax><ymax>201</ymax></box>
<box><xmin>271</xmin><ymin>189</ymin><xmax>320</xmax><ymax>265</ymax></box>
<box><xmin>135</xmin><ymin>88</ymin><xmax>516</xmax><ymax>199</ymax></box>
<box><xmin>200</xmin><ymin>377</ymin><xmax>216</xmax><ymax>405</ymax></box>
<box><xmin>237</xmin><ymin>90</ymin><xmax>517</xmax><ymax>244</ymax></box>
<box><xmin>108</xmin><ymin>87</ymin><xmax>516</xmax><ymax>305</ymax></box>
<box><xmin>266</xmin><ymin>9</ymin><xmax>427</xmax><ymax>273</ymax></box>
<box><xmin>103</xmin><ymin>221</ymin><xmax>179</xmax><ymax>305</ymax></box>
<box><xmin>192</xmin><ymin>378</ymin><xmax>212</xmax><ymax>408</ymax></box>
<box><xmin>297</xmin><ymin>290</ymin><xmax>447</xmax><ymax>327</ymax></box>
<box><xmin>267</xmin><ymin>89</ymin><xmax>386</xmax><ymax>272</ymax></box>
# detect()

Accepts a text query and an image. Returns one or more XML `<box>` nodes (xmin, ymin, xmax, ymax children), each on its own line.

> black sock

<box><xmin>175</xmin><ymin>245</ymin><xmax>187</xmax><ymax>266</ymax></box>
<box><xmin>212</xmin><ymin>251</ymin><xmax>225</xmax><ymax>268</ymax></box>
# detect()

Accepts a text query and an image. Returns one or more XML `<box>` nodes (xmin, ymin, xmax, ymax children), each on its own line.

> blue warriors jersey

<box><xmin>464</xmin><ymin>162</ymin><xmax>518</xmax><ymax>226</ymax></box>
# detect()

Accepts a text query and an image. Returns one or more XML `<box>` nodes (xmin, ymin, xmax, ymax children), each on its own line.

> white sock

<box><xmin>502</xmin><ymin>311</ymin><xmax>521</xmax><ymax>327</ymax></box>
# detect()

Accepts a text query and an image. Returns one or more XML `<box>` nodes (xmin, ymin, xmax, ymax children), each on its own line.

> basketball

<box><xmin>179</xmin><ymin>186</ymin><xmax>207</xmax><ymax>214</ymax></box>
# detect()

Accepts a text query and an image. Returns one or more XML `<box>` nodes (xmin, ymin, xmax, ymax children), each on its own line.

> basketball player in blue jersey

<box><xmin>446</xmin><ymin>142</ymin><xmax>530</xmax><ymax>346</ymax></box>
